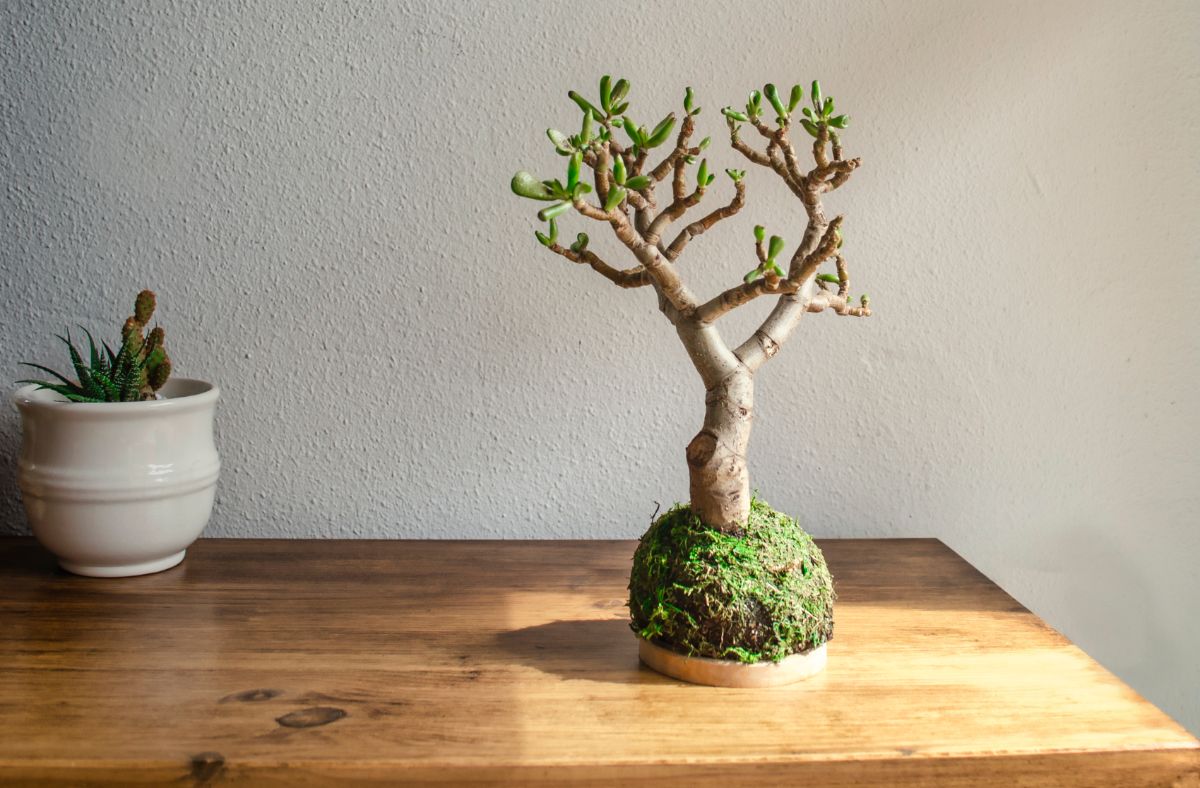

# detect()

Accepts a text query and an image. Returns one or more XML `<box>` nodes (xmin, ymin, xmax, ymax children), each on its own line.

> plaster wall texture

<box><xmin>1</xmin><ymin>0</ymin><xmax>1197</xmax><ymax>734</ymax></box>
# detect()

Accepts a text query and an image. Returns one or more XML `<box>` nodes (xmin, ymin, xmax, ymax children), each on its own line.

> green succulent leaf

<box><xmin>603</xmin><ymin>186</ymin><xmax>626</xmax><ymax>213</ymax></box>
<box><xmin>568</xmin><ymin>90</ymin><xmax>602</xmax><ymax>118</ymax></box>
<box><xmin>817</xmin><ymin>273</ymin><xmax>841</xmax><ymax>283</ymax></box>
<box><xmin>512</xmin><ymin>171</ymin><xmax>557</xmax><ymax>201</ymax></box>
<box><xmin>537</xmin><ymin>201</ymin><xmax>573</xmax><ymax>221</ymax></box>
<box><xmin>645</xmin><ymin>114</ymin><xmax>676</xmax><ymax>148</ymax></box>
<box><xmin>624</xmin><ymin>174</ymin><xmax>651</xmax><ymax>191</ymax></box>
<box><xmin>610</xmin><ymin>101</ymin><xmax>629</xmax><ymax>115</ymax></box>
<box><xmin>570</xmin><ymin>232</ymin><xmax>589</xmax><ymax>252</ymax></box>
<box><xmin>613</xmin><ymin>155</ymin><xmax>627</xmax><ymax>185</ymax></box>
<box><xmin>696</xmin><ymin>159</ymin><xmax>709</xmax><ymax>189</ymax></box>
<box><xmin>16</xmin><ymin>380</ymin><xmax>101</xmax><ymax>403</ymax></box>
<box><xmin>744</xmin><ymin>268</ymin><xmax>763</xmax><ymax>283</ymax></box>
<box><xmin>800</xmin><ymin>119</ymin><xmax>820</xmax><ymax>138</ymax></box>
<box><xmin>565</xmin><ymin>155</ymin><xmax>582</xmax><ymax>192</ymax></box>
<box><xmin>56</xmin><ymin>332</ymin><xmax>91</xmax><ymax>389</ymax></box>
<box><xmin>599</xmin><ymin>75</ymin><xmax>613</xmax><ymax>112</ymax></box>
<box><xmin>621</xmin><ymin>117</ymin><xmax>645</xmax><ymax>146</ymax></box>
<box><xmin>724</xmin><ymin>168</ymin><xmax>745</xmax><ymax>180</ymax></box>
<box><xmin>19</xmin><ymin>362</ymin><xmax>79</xmax><ymax>391</ymax></box>
<box><xmin>611</xmin><ymin>78</ymin><xmax>630</xmax><ymax>104</ymax></box>
<box><xmin>770</xmin><ymin>262</ymin><xmax>786</xmax><ymax>278</ymax></box>
<box><xmin>811</xmin><ymin>80</ymin><xmax>822</xmax><ymax>109</ymax></box>
<box><xmin>567</xmin><ymin>151</ymin><xmax>582</xmax><ymax>190</ymax></box>
<box><xmin>684</xmin><ymin>86</ymin><xmax>696</xmax><ymax>114</ymax></box>
<box><xmin>754</xmin><ymin>225</ymin><xmax>765</xmax><ymax>243</ymax></box>
<box><xmin>535</xmin><ymin>230</ymin><xmax>552</xmax><ymax>247</ymax></box>
<box><xmin>579</xmin><ymin>110</ymin><xmax>594</xmax><ymax>143</ymax></box>
<box><xmin>764</xmin><ymin>83</ymin><xmax>787</xmax><ymax>120</ymax></box>
<box><xmin>822</xmin><ymin>97</ymin><xmax>834</xmax><ymax>118</ymax></box>
<box><xmin>543</xmin><ymin>178</ymin><xmax>572</xmax><ymax>200</ymax></box>
<box><xmin>768</xmin><ymin>235</ymin><xmax>785</xmax><ymax>260</ymax></box>
<box><xmin>722</xmin><ymin>107</ymin><xmax>749</xmax><ymax>122</ymax></box>
<box><xmin>90</xmin><ymin>365</ymin><xmax>120</xmax><ymax>399</ymax></box>
<box><xmin>698</xmin><ymin>136</ymin><xmax>711</xmax><ymax>150</ymax></box>
<box><xmin>80</xmin><ymin>326</ymin><xmax>103</xmax><ymax>371</ymax></box>
<box><xmin>861</xmin><ymin>294</ymin><xmax>870</xmax><ymax>306</ymax></box>
<box><xmin>829</xmin><ymin>114</ymin><xmax>850</xmax><ymax>129</ymax></box>
<box><xmin>547</xmin><ymin>128</ymin><xmax>574</xmax><ymax>155</ymax></box>
<box><xmin>788</xmin><ymin>84</ymin><xmax>803</xmax><ymax>112</ymax></box>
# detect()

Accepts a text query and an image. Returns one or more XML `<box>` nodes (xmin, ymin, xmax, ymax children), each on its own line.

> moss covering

<box><xmin>628</xmin><ymin>496</ymin><xmax>835</xmax><ymax>663</ymax></box>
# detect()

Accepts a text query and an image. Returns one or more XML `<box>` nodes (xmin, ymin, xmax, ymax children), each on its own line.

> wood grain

<box><xmin>0</xmin><ymin>537</ymin><xmax>1195</xmax><ymax>786</ymax></box>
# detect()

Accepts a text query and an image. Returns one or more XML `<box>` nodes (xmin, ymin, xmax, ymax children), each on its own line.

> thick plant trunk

<box><xmin>686</xmin><ymin>370</ymin><xmax>754</xmax><ymax>533</ymax></box>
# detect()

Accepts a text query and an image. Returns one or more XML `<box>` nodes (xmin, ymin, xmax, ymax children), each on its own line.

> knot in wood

<box><xmin>686</xmin><ymin>432</ymin><xmax>718</xmax><ymax>467</ymax></box>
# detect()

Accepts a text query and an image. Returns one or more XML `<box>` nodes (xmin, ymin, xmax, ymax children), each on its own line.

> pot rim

<box><xmin>12</xmin><ymin>377</ymin><xmax>219</xmax><ymax>416</ymax></box>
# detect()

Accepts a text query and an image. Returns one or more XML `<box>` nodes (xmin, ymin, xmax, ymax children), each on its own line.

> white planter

<box><xmin>12</xmin><ymin>378</ymin><xmax>220</xmax><ymax>577</ymax></box>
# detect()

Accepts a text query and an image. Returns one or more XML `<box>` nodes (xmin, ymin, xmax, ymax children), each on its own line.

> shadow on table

<box><xmin>493</xmin><ymin>618</ymin><xmax>671</xmax><ymax>686</ymax></box>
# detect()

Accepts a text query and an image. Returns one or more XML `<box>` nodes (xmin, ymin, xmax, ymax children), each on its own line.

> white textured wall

<box><xmin>2</xmin><ymin>1</ymin><xmax>1196</xmax><ymax>733</ymax></box>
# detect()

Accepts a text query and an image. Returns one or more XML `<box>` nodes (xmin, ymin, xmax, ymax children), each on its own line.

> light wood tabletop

<box><xmin>1</xmin><ymin>537</ymin><xmax>1196</xmax><ymax>785</ymax></box>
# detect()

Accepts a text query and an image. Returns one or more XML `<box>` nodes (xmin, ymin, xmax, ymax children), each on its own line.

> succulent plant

<box><xmin>20</xmin><ymin>290</ymin><xmax>173</xmax><ymax>403</ymax></box>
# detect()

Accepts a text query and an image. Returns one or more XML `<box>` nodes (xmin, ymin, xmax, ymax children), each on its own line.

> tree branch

<box><xmin>722</xmin><ymin>107</ymin><xmax>867</xmax><ymax>371</ymax></box>
<box><xmin>729</xmin><ymin>130</ymin><xmax>771</xmax><ymax>167</ymax></box>
<box><xmin>649</xmin><ymin>114</ymin><xmax>695</xmax><ymax>183</ymax></box>
<box><xmin>806</xmin><ymin>289</ymin><xmax>870</xmax><ymax>316</ymax></box>
<box><xmin>543</xmin><ymin>242</ymin><xmax>651</xmax><ymax>289</ymax></box>
<box><xmin>813</xmin><ymin>157</ymin><xmax>862</xmax><ymax>192</ymax></box>
<box><xmin>664</xmin><ymin>179</ymin><xmax>746</xmax><ymax>261</ymax></box>
<box><xmin>572</xmin><ymin>197</ymin><xmax>614</xmax><ymax>222</ymax></box>
<box><xmin>694</xmin><ymin>272</ymin><xmax>789</xmax><ymax>324</ymax></box>
<box><xmin>812</xmin><ymin>124</ymin><xmax>831</xmax><ymax>168</ymax></box>
<box><xmin>672</xmin><ymin>154</ymin><xmax>689</xmax><ymax>201</ymax></box>
<box><xmin>644</xmin><ymin>184</ymin><xmax>705</xmax><ymax>246</ymax></box>
<box><xmin>787</xmin><ymin>215</ymin><xmax>843</xmax><ymax>281</ymax></box>
<box><xmin>728</xmin><ymin>119</ymin><xmax>805</xmax><ymax>199</ymax></box>
<box><xmin>697</xmin><ymin>218</ymin><xmax>843</xmax><ymax>325</ymax></box>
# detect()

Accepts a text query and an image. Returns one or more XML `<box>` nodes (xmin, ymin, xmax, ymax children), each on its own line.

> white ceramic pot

<box><xmin>12</xmin><ymin>378</ymin><xmax>220</xmax><ymax>577</ymax></box>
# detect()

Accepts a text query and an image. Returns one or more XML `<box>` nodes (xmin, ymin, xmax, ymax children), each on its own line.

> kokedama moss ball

<box><xmin>628</xmin><ymin>497</ymin><xmax>834</xmax><ymax>663</ymax></box>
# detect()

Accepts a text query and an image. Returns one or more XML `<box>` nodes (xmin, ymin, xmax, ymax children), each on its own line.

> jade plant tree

<box><xmin>512</xmin><ymin>78</ymin><xmax>870</xmax><ymax>672</ymax></box>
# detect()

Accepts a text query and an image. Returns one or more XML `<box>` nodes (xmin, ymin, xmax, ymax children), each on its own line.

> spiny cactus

<box><xmin>20</xmin><ymin>290</ymin><xmax>173</xmax><ymax>402</ymax></box>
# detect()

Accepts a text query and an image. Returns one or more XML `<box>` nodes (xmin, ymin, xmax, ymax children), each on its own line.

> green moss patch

<box><xmin>628</xmin><ymin>497</ymin><xmax>835</xmax><ymax>663</ymax></box>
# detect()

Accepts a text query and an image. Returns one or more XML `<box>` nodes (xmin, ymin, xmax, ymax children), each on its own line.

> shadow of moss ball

<box><xmin>628</xmin><ymin>498</ymin><xmax>834</xmax><ymax>663</ymax></box>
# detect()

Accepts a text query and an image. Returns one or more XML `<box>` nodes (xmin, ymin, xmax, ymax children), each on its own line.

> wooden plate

<box><xmin>637</xmin><ymin>637</ymin><xmax>827</xmax><ymax>687</ymax></box>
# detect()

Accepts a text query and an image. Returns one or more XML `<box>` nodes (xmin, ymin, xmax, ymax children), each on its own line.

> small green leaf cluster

<box><xmin>723</xmin><ymin>79</ymin><xmax>849</xmax><ymax>138</ymax></box>
<box><xmin>798</xmin><ymin>80</ymin><xmax>849</xmax><ymax>138</ymax></box>
<box><xmin>744</xmin><ymin>225</ymin><xmax>787</xmax><ymax>283</ymax></box>
<box><xmin>815</xmin><ymin>275</ymin><xmax>869</xmax><ymax>307</ymax></box>
<box><xmin>722</xmin><ymin>80</ymin><xmax>805</xmax><ymax>126</ymax></box>
<box><xmin>19</xmin><ymin>290</ymin><xmax>173</xmax><ymax>403</ymax></box>
<box><xmin>512</xmin><ymin>76</ymin><xmax>703</xmax><ymax>238</ymax></box>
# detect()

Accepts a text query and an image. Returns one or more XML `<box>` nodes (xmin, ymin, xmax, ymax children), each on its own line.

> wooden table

<box><xmin>1</xmin><ymin>538</ymin><xmax>1195</xmax><ymax>785</ymax></box>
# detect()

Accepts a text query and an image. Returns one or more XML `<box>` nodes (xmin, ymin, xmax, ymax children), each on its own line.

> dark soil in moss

<box><xmin>628</xmin><ymin>497</ymin><xmax>835</xmax><ymax>663</ymax></box>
